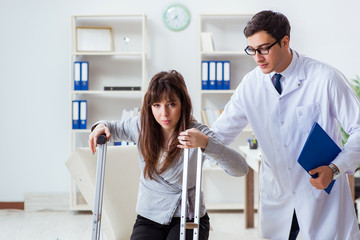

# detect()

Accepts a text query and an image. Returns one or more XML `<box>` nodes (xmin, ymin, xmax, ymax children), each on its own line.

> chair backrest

<box><xmin>66</xmin><ymin>145</ymin><xmax>140</xmax><ymax>240</ymax></box>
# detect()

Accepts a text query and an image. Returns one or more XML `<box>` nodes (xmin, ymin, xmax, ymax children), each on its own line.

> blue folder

<box><xmin>208</xmin><ymin>61</ymin><xmax>216</xmax><ymax>90</ymax></box>
<box><xmin>79</xmin><ymin>100</ymin><xmax>87</xmax><ymax>129</ymax></box>
<box><xmin>81</xmin><ymin>61</ymin><xmax>89</xmax><ymax>90</ymax></box>
<box><xmin>74</xmin><ymin>62</ymin><xmax>81</xmax><ymax>90</ymax></box>
<box><xmin>72</xmin><ymin>100</ymin><xmax>80</xmax><ymax>129</ymax></box>
<box><xmin>297</xmin><ymin>122</ymin><xmax>341</xmax><ymax>194</ymax></box>
<box><xmin>201</xmin><ymin>61</ymin><xmax>209</xmax><ymax>90</ymax></box>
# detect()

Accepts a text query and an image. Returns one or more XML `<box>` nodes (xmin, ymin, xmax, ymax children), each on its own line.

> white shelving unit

<box><xmin>199</xmin><ymin>14</ymin><xmax>257</xmax><ymax>210</ymax></box>
<box><xmin>69</xmin><ymin>14</ymin><xmax>147</xmax><ymax>210</ymax></box>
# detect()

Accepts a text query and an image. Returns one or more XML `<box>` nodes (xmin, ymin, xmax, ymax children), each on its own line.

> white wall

<box><xmin>1</xmin><ymin>0</ymin><xmax>359</xmax><ymax>201</ymax></box>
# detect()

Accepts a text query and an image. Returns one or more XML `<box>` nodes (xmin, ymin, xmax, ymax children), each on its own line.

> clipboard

<box><xmin>297</xmin><ymin>122</ymin><xmax>341</xmax><ymax>194</ymax></box>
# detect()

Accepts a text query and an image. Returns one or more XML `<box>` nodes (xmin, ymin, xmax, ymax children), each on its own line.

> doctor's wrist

<box><xmin>329</xmin><ymin>163</ymin><xmax>340</xmax><ymax>180</ymax></box>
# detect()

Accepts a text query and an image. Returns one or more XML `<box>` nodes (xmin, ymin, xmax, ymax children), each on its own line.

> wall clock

<box><xmin>163</xmin><ymin>4</ymin><xmax>191</xmax><ymax>31</ymax></box>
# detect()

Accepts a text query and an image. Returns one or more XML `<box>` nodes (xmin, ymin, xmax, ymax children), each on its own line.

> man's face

<box><xmin>246</xmin><ymin>30</ymin><xmax>289</xmax><ymax>74</ymax></box>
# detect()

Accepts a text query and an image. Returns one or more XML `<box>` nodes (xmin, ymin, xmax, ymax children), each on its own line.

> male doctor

<box><xmin>212</xmin><ymin>10</ymin><xmax>360</xmax><ymax>240</ymax></box>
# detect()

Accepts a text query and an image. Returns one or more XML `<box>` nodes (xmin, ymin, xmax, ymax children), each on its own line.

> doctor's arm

<box><xmin>329</xmin><ymin>71</ymin><xmax>360</xmax><ymax>176</ymax></box>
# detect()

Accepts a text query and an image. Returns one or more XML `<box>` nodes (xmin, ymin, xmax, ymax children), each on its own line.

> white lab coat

<box><xmin>212</xmin><ymin>51</ymin><xmax>360</xmax><ymax>240</ymax></box>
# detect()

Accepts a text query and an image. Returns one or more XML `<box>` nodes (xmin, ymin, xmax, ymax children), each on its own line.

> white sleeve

<box><xmin>211</xmin><ymin>83</ymin><xmax>249</xmax><ymax>145</ymax></box>
<box><xmin>329</xmin><ymin>70</ymin><xmax>360</xmax><ymax>175</ymax></box>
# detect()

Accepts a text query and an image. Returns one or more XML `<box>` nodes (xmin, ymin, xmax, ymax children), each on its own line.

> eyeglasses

<box><xmin>244</xmin><ymin>38</ymin><xmax>281</xmax><ymax>56</ymax></box>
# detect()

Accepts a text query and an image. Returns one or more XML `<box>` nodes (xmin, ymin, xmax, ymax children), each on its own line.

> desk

<box><xmin>238</xmin><ymin>146</ymin><xmax>261</xmax><ymax>229</ymax></box>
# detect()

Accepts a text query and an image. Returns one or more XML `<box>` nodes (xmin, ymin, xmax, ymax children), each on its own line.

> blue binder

<box><xmin>208</xmin><ymin>61</ymin><xmax>216</xmax><ymax>90</ymax></box>
<box><xmin>223</xmin><ymin>61</ymin><xmax>230</xmax><ymax>90</ymax></box>
<box><xmin>81</xmin><ymin>61</ymin><xmax>89</xmax><ymax>90</ymax></box>
<box><xmin>297</xmin><ymin>122</ymin><xmax>341</xmax><ymax>194</ymax></box>
<box><xmin>74</xmin><ymin>62</ymin><xmax>81</xmax><ymax>90</ymax></box>
<box><xmin>79</xmin><ymin>100</ymin><xmax>87</xmax><ymax>129</ymax></box>
<box><xmin>72</xmin><ymin>100</ymin><xmax>80</xmax><ymax>129</ymax></box>
<box><xmin>216</xmin><ymin>61</ymin><xmax>223</xmax><ymax>90</ymax></box>
<box><xmin>201</xmin><ymin>61</ymin><xmax>209</xmax><ymax>90</ymax></box>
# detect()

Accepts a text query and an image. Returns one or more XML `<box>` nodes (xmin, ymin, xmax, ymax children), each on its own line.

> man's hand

<box><xmin>309</xmin><ymin>166</ymin><xmax>333</xmax><ymax>189</ymax></box>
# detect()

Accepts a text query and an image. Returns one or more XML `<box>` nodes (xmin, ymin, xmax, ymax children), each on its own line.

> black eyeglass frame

<box><xmin>244</xmin><ymin>38</ymin><xmax>282</xmax><ymax>56</ymax></box>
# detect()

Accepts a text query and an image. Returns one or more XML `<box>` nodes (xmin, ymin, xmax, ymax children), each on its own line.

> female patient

<box><xmin>88</xmin><ymin>70</ymin><xmax>248</xmax><ymax>240</ymax></box>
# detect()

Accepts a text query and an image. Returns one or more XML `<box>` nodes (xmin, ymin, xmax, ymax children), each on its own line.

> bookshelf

<box><xmin>199</xmin><ymin>14</ymin><xmax>257</xmax><ymax>210</ymax></box>
<box><xmin>69</xmin><ymin>14</ymin><xmax>147</xmax><ymax>210</ymax></box>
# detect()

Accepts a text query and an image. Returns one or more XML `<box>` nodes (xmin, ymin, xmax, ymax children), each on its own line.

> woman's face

<box><xmin>151</xmin><ymin>93</ymin><xmax>182</xmax><ymax>136</ymax></box>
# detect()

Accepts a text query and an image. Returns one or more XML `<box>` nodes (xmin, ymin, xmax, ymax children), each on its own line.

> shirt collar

<box><xmin>269</xmin><ymin>49</ymin><xmax>298</xmax><ymax>79</ymax></box>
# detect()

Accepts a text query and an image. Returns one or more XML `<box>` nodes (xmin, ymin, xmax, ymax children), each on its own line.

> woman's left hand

<box><xmin>177</xmin><ymin>128</ymin><xmax>209</xmax><ymax>149</ymax></box>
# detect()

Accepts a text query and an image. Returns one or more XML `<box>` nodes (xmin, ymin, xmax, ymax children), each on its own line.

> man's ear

<box><xmin>281</xmin><ymin>36</ymin><xmax>290</xmax><ymax>49</ymax></box>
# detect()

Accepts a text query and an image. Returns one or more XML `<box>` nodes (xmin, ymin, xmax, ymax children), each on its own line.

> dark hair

<box><xmin>244</xmin><ymin>10</ymin><xmax>291</xmax><ymax>41</ymax></box>
<box><xmin>139</xmin><ymin>70</ymin><xmax>193</xmax><ymax>179</ymax></box>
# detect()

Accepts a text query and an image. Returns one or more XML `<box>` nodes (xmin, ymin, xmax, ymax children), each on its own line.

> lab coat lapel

<box><xmin>281</xmin><ymin>57</ymin><xmax>306</xmax><ymax>97</ymax></box>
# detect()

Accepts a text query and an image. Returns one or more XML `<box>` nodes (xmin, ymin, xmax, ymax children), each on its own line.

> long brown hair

<box><xmin>139</xmin><ymin>70</ymin><xmax>193</xmax><ymax>179</ymax></box>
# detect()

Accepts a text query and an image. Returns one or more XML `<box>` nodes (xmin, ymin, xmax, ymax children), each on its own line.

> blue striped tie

<box><xmin>274</xmin><ymin>73</ymin><xmax>282</xmax><ymax>94</ymax></box>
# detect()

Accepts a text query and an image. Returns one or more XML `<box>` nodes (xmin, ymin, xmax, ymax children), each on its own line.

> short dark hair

<box><xmin>244</xmin><ymin>10</ymin><xmax>291</xmax><ymax>41</ymax></box>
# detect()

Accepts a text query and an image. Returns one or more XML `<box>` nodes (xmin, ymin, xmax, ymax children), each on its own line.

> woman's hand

<box><xmin>177</xmin><ymin>128</ymin><xmax>209</xmax><ymax>150</ymax></box>
<box><xmin>88</xmin><ymin>123</ymin><xmax>111</xmax><ymax>154</ymax></box>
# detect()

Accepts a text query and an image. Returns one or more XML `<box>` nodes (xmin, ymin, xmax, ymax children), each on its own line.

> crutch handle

<box><xmin>97</xmin><ymin>134</ymin><xmax>107</xmax><ymax>145</ymax></box>
<box><xmin>185</xmin><ymin>223</ymin><xmax>199</xmax><ymax>229</ymax></box>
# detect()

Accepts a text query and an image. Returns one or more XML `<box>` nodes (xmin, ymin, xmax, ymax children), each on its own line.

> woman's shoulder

<box><xmin>190</xmin><ymin>119</ymin><xmax>205</xmax><ymax>129</ymax></box>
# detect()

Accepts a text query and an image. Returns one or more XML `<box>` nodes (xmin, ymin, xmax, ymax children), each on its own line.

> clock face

<box><xmin>163</xmin><ymin>4</ymin><xmax>191</xmax><ymax>31</ymax></box>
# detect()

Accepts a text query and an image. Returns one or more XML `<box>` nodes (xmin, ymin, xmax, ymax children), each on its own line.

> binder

<box><xmin>216</xmin><ymin>61</ymin><xmax>223</xmax><ymax>90</ymax></box>
<box><xmin>223</xmin><ymin>61</ymin><xmax>230</xmax><ymax>90</ymax></box>
<box><xmin>297</xmin><ymin>122</ymin><xmax>341</xmax><ymax>194</ymax></box>
<box><xmin>209</xmin><ymin>61</ymin><xmax>216</xmax><ymax>90</ymax></box>
<box><xmin>72</xmin><ymin>100</ymin><xmax>80</xmax><ymax>129</ymax></box>
<box><xmin>81</xmin><ymin>61</ymin><xmax>89</xmax><ymax>90</ymax></box>
<box><xmin>80</xmin><ymin>100</ymin><xmax>87</xmax><ymax>129</ymax></box>
<box><xmin>201</xmin><ymin>61</ymin><xmax>209</xmax><ymax>90</ymax></box>
<box><xmin>74</xmin><ymin>62</ymin><xmax>81</xmax><ymax>90</ymax></box>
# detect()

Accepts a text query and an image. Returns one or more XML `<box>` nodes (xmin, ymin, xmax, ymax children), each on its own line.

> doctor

<box><xmin>212</xmin><ymin>10</ymin><xmax>360</xmax><ymax>240</ymax></box>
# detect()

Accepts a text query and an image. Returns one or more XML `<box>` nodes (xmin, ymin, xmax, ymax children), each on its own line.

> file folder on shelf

<box><xmin>297</xmin><ymin>122</ymin><xmax>341</xmax><ymax>194</ymax></box>
<box><xmin>201</xmin><ymin>61</ymin><xmax>209</xmax><ymax>90</ymax></box>
<box><xmin>216</xmin><ymin>62</ymin><xmax>223</xmax><ymax>90</ymax></box>
<box><xmin>223</xmin><ymin>61</ymin><xmax>230</xmax><ymax>90</ymax></box>
<box><xmin>74</xmin><ymin>62</ymin><xmax>81</xmax><ymax>90</ymax></box>
<box><xmin>81</xmin><ymin>61</ymin><xmax>89</xmax><ymax>90</ymax></box>
<box><xmin>80</xmin><ymin>100</ymin><xmax>87</xmax><ymax>129</ymax></box>
<box><xmin>72</xmin><ymin>100</ymin><xmax>80</xmax><ymax>129</ymax></box>
<box><xmin>208</xmin><ymin>61</ymin><xmax>216</xmax><ymax>90</ymax></box>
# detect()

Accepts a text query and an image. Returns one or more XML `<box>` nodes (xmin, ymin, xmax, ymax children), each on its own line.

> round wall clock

<box><xmin>163</xmin><ymin>4</ymin><xmax>191</xmax><ymax>31</ymax></box>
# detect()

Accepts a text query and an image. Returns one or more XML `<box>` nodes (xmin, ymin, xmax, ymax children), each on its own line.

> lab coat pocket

<box><xmin>296</xmin><ymin>103</ymin><xmax>323</xmax><ymax>134</ymax></box>
<box><xmin>311</xmin><ymin>178</ymin><xmax>339</xmax><ymax>200</ymax></box>
<box><xmin>259</xmin><ymin>161</ymin><xmax>281</xmax><ymax>199</ymax></box>
<box><xmin>311</xmin><ymin>187</ymin><xmax>327</xmax><ymax>200</ymax></box>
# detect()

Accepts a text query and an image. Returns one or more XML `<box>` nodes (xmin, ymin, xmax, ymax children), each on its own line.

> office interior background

<box><xmin>1</xmin><ymin>0</ymin><xmax>359</xmax><ymax>205</ymax></box>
